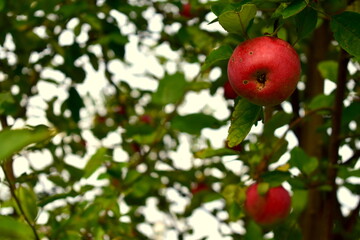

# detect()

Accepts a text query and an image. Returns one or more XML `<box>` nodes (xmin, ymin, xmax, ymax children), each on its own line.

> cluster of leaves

<box><xmin>0</xmin><ymin>0</ymin><xmax>359</xmax><ymax>240</ymax></box>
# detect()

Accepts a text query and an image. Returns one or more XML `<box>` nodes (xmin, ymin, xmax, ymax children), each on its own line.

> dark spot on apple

<box><xmin>231</xmin><ymin>57</ymin><xmax>235</xmax><ymax>62</ymax></box>
<box><xmin>256</xmin><ymin>72</ymin><xmax>266</xmax><ymax>84</ymax></box>
<box><xmin>249</xmin><ymin>51</ymin><xmax>253</xmax><ymax>55</ymax></box>
<box><xmin>243</xmin><ymin>80</ymin><xmax>248</xmax><ymax>84</ymax></box>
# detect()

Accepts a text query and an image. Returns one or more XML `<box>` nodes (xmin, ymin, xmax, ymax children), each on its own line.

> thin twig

<box><xmin>0</xmin><ymin>114</ymin><xmax>40</xmax><ymax>239</ymax></box>
<box><xmin>2</xmin><ymin>163</ymin><xmax>40</xmax><ymax>240</ymax></box>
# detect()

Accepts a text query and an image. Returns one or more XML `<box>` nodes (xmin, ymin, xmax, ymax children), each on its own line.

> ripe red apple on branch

<box><xmin>223</xmin><ymin>80</ymin><xmax>238</xmax><ymax>99</ymax></box>
<box><xmin>244</xmin><ymin>183</ymin><xmax>291</xmax><ymax>226</ymax></box>
<box><xmin>228</xmin><ymin>36</ymin><xmax>301</xmax><ymax>106</ymax></box>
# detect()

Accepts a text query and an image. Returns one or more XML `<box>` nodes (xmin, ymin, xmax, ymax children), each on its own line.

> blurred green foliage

<box><xmin>0</xmin><ymin>0</ymin><xmax>359</xmax><ymax>239</ymax></box>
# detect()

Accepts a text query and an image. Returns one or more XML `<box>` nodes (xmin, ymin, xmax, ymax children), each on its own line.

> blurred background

<box><xmin>0</xmin><ymin>0</ymin><xmax>359</xmax><ymax>240</ymax></box>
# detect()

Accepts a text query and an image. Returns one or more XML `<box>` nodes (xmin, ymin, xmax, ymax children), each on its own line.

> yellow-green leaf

<box><xmin>0</xmin><ymin>215</ymin><xmax>35</xmax><ymax>239</ymax></box>
<box><xmin>16</xmin><ymin>185</ymin><xmax>38</xmax><ymax>223</ymax></box>
<box><xmin>219</xmin><ymin>4</ymin><xmax>257</xmax><ymax>36</ymax></box>
<box><xmin>0</xmin><ymin>126</ymin><xmax>56</xmax><ymax>163</ymax></box>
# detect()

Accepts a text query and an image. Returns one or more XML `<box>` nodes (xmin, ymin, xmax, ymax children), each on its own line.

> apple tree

<box><xmin>0</xmin><ymin>0</ymin><xmax>359</xmax><ymax>240</ymax></box>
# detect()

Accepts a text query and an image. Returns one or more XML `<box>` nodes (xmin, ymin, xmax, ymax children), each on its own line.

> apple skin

<box><xmin>227</xmin><ymin>36</ymin><xmax>301</xmax><ymax>106</ymax></box>
<box><xmin>139</xmin><ymin>114</ymin><xmax>152</xmax><ymax>124</ymax></box>
<box><xmin>244</xmin><ymin>183</ymin><xmax>291</xmax><ymax>226</ymax></box>
<box><xmin>191</xmin><ymin>182</ymin><xmax>209</xmax><ymax>195</ymax></box>
<box><xmin>180</xmin><ymin>3</ymin><xmax>192</xmax><ymax>18</ymax></box>
<box><xmin>223</xmin><ymin>80</ymin><xmax>238</xmax><ymax>99</ymax></box>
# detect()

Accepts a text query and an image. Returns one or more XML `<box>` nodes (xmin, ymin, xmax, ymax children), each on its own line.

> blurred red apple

<box><xmin>191</xmin><ymin>182</ymin><xmax>209</xmax><ymax>195</ymax></box>
<box><xmin>139</xmin><ymin>114</ymin><xmax>152</xmax><ymax>124</ymax></box>
<box><xmin>223</xmin><ymin>80</ymin><xmax>238</xmax><ymax>99</ymax></box>
<box><xmin>225</xmin><ymin>140</ymin><xmax>242</xmax><ymax>152</ymax></box>
<box><xmin>180</xmin><ymin>3</ymin><xmax>193</xmax><ymax>18</ymax></box>
<box><xmin>244</xmin><ymin>183</ymin><xmax>291</xmax><ymax>226</ymax></box>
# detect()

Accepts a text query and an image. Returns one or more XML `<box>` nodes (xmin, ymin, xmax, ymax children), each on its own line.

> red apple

<box><xmin>223</xmin><ymin>80</ymin><xmax>238</xmax><ymax>99</ymax></box>
<box><xmin>139</xmin><ymin>114</ymin><xmax>152</xmax><ymax>124</ymax></box>
<box><xmin>225</xmin><ymin>140</ymin><xmax>242</xmax><ymax>152</ymax></box>
<box><xmin>227</xmin><ymin>36</ymin><xmax>301</xmax><ymax>106</ymax></box>
<box><xmin>180</xmin><ymin>3</ymin><xmax>192</xmax><ymax>18</ymax></box>
<box><xmin>191</xmin><ymin>182</ymin><xmax>209</xmax><ymax>195</ymax></box>
<box><xmin>244</xmin><ymin>183</ymin><xmax>291</xmax><ymax>226</ymax></box>
<box><xmin>114</xmin><ymin>105</ymin><xmax>126</xmax><ymax>115</ymax></box>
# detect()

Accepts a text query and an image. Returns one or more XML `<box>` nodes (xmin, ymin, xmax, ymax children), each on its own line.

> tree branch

<box><xmin>0</xmin><ymin>111</ymin><xmax>40</xmax><ymax>239</ymax></box>
<box><xmin>323</xmin><ymin>49</ymin><xmax>350</xmax><ymax>240</ymax></box>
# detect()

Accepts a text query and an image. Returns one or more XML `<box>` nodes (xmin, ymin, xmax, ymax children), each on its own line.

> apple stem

<box><xmin>263</xmin><ymin>106</ymin><xmax>273</xmax><ymax>123</ymax></box>
<box><xmin>269</xmin><ymin>18</ymin><xmax>283</xmax><ymax>37</ymax></box>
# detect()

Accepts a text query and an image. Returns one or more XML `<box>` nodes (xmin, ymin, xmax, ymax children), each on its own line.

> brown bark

<box><xmin>298</xmin><ymin>20</ymin><xmax>334</xmax><ymax>240</ymax></box>
<box><xmin>323</xmin><ymin>49</ymin><xmax>349</xmax><ymax>239</ymax></box>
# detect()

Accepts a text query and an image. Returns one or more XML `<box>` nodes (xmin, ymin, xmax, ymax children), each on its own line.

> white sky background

<box><xmin>0</xmin><ymin>2</ymin><xmax>359</xmax><ymax>240</ymax></box>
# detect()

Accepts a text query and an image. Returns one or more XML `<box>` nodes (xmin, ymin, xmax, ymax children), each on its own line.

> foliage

<box><xmin>0</xmin><ymin>0</ymin><xmax>359</xmax><ymax>239</ymax></box>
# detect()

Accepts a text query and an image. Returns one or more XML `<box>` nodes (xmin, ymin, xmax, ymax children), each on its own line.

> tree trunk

<box><xmin>298</xmin><ymin>20</ymin><xmax>335</xmax><ymax>240</ymax></box>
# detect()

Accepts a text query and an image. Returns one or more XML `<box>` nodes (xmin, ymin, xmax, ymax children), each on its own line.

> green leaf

<box><xmin>0</xmin><ymin>215</ymin><xmax>35</xmax><ymax>239</ymax></box>
<box><xmin>261</xmin><ymin>171</ymin><xmax>291</xmax><ymax>187</ymax></box>
<box><xmin>244</xmin><ymin>220</ymin><xmax>263</xmax><ymax>240</ymax></box>
<box><xmin>272</xmin><ymin>3</ymin><xmax>287</xmax><ymax>19</ymax></box>
<box><xmin>331</xmin><ymin>12</ymin><xmax>360</xmax><ymax>58</ymax></box>
<box><xmin>318</xmin><ymin>60</ymin><xmax>338</xmax><ymax>82</ymax></box>
<box><xmin>202</xmin><ymin>45</ymin><xmax>233</xmax><ymax>71</ymax></box>
<box><xmin>0</xmin><ymin>92</ymin><xmax>15</xmax><ymax>114</ymax></box>
<box><xmin>66</xmin><ymin>86</ymin><xmax>84</xmax><ymax>123</ymax></box>
<box><xmin>88</xmin><ymin>52</ymin><xmax>99</xmax><ymax>71</ymax></box>
<box><xmin>194</xmin><ymin>147</ymin><xmax>239</xmax><ymax>159</ymax></box>
<box><xmin>187</xmin><ymin>26</ymin><xmax>215</xmax><ymax>52</ymax></box>
<box><xmin>129</xmin><ymin>176</ymin><xmax>153</xmax><ymax>198</ymax></box>
<box><xmin>290</xmin><ymin>147</ymin><xmax>319</xmax><ymax>175</ymax></box>
<box><xmin>263</xmin><ymin>111</ymin><xmax>293</xmax><ymax>137</ymax></box>
<box><xmin>227</xmin><ymin>202</ymin><xmax>244</xmax><ymax>221</ymax></box>
<box><xmin>222</xmin><ymin>184</ymin><xmax>246</xmax><ymax>205</ymax></box>
<box><xmin>187</xmin><ymin>81</ymin><xmax>211</xmax><ymax>92</ymax></box>
<box><xmin>83</xmin><ymin>147</ymin><xmax>108</xmax><ymax>178</ymax></box>
<box><xmin>0</xmin><ymin>126</ymin><xmax>56</xmax><ymax>163</ymax></box>
<box><xmin>257</xmin><ymin>182</ymin><xmax>270</xmax><ymax>195</ymax></box>
<box><xmin>218</xmin><ymin>4</ymin><xmax>257</xmax><ymax>36</ymax></box>
<box><xmin>0</xmin><ymin>0</ymin><xmax>5</xmax><ymax>11</ymax></box>
<box><xmin>281</xmin><ymin>0</ymin><xmax>307</xmax><ymax>19</ymax></box>
<box><xmin>211</xmin><ymin>1</ymin><xmax>252</xmax><ymax>16</ymax></box>
<box><xmin>227</xmin><ymin>99</ymin><xmax>262</xmax><ymax>148</ymax></box>
<box><xmin>38</xmin><ymin>191</ymin><xmax>78</xmax><ymax>207</ymax></box>
<box><xmin>291</xmin><ymin>190</ymin><xmax>308</xmax><ymax>215</ymax></box>
<box><xmin>343</xmin><ymin>182</ymin><xmax>360</xmax><ymax>195</ymax></box>
<box><xmin>123</xmin><ymin>169</ymin><xmax>142</xmax><ymax>185</ymax></box>
<box><xmin>308</xmin><ymin>94</ymin><xmax>335</xmax><ymax>110</ymax></box>
<box><xmin>16</xmin><ymin>185</ymin><xmax>38</xmax><ymax>223</ymax></box>
<box><xmin>295</xmin><ymin>7</ymin><xmax>318</xmax><ymax>40</ymax></box>
<box><xmin>338</xmin><ymin>167</ymin><xmax>360</xmax><ymax>179</ymax></box>
<box><xmin>132</xmin><ymin>127</ymin><xmax>167</xmax><ymax>145</ymax></box>
<box><xmin>342</xmin><ymin>102</ymin><xmax>360</xmax><ymax>129</ymax></box>
<box><xmin>152</xmin><ymin>73</ymin><xmax>187</xmax><ymax>105</ymax></box>
<box><xmin>171</xmin><ymin>113</ymin><xmax>224</xmax><ymax>135</ymax></box>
